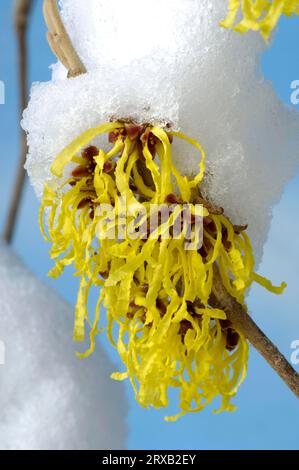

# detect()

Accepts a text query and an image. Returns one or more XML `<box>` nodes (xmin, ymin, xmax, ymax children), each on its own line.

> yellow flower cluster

<box><xmin>222</xmin><ymin>0</ymin><xmax>299</xmax><ymax>40</ymax></box>
<box><xmin>40</xmin><ymin>122</ymin><xmax>285</xmax><ymax>420</ymax></box>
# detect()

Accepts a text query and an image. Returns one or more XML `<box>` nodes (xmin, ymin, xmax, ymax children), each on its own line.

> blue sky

<box><xmin>0</xmin><ymin>1</ymin><xmax>298</xmax><ymax>450</ymax></box>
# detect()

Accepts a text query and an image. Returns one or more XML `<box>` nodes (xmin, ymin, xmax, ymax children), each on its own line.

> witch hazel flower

<box><xmin>220</xmin><ymin>0</ymin><xmax>299</xmax><ymax>41</ymax></box>
<box><xmin>22</xmin><ymin>0</ymin><xmax>299</xmax><ymax>420</ymax></box>
<box><xmin>222</xmin><ymin>0</ymin><xmax>299</xmax><ymax>41</ymax></box>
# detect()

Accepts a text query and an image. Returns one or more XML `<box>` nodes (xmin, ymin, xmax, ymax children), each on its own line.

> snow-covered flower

<box><xmin>22</xmin><ymin>0</ymin><xmax>299</xmax><ymax>419</ymax></box>
<box><xmin>38</xmin><ymin>120</ymin><xmax>284</xmax><ymax>420</ymax></box>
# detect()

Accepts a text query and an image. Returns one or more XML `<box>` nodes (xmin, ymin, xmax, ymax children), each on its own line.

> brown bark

<box><xmin>211</xmin><ymin>266</ymin><xmax>299</xmax><ymax>398</ymax></box>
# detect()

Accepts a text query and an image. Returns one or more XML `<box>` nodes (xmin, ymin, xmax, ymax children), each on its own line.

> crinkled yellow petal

<box><xmin>221</xmin><ymin>0</ymin><xmax>299</xmax><ymax>40</ymax></box>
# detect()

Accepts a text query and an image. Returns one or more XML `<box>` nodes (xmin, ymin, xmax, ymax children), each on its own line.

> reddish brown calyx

<box><xmin>124</xmin><ymin>123</ymin><xmax>143</xmax><ymax>141</ymax></box>
<box><xmin>156</xmin><ymin>298</ymin><xmax>167</xmax><ymax>317</ymax></box>
<box><xmin>219</xmin><ymin>319</ymin><xmax>240</xmax><ymax>351</ymax></box>
<box><xmin>103</xmin><ymin>160</ymin><xmax>115</xmax><ymax>174</ymax></box>
<box><xmin>72</xmin><ymin>145</ymin><xmax>98</xmax><ymax>180</ymax></box>
<box><xmin>109</xmin><ymin>127</ymin><xmax>127</xmax><ymax>144</ymax></box>
<box><xmin>179</xmin><ymin>319</ymin><xmax>193</xmax><ymax>342</ymax></box>
<box><xmin>165</xmin><ymin>193</ymin><xmax>179</xmax><ymax>204</ymax></box>
<box><xmin>82</xmin><ymin>145</ymin><xmax>99</xmax><ymax>162</ymax></box>
<box><xmin>233</xmin><ymin>224</ymin><xmax>248</xmax><ymax>235</ymax></box>
<box><xmin>108</xmin><ymin>122</ymin><xmax>173</xmax><ymax>161</ymax></box>
<box><xmin>99</xmin><ymin>269</ymin><xmax>110</xmax><ymax>280</ymax></box>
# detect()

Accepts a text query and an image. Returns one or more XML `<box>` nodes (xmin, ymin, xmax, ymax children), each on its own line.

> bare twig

<box><xmin>41</xmin><ymin>0</ymin><xmax>299</xmax><ymax>401</ymax></box>
<box><xmin>43</xmin><ymin>0</ymin><xmax>86</xmax><ymax>78</ymax></box>
<box><xmin>211</xmin><ymin>266</ymin><xmax>299</xmax><ymax>398</ymax></box>
<box><xmin>4</xmin><ymin>0</ymin><xmax>33</xmax><ymax>243</ymax></box>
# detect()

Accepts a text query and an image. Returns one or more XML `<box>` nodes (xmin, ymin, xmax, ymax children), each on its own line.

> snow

<box><xmin>22</xmin><ymin>0</ymin><xmax>299</xmax><ymax>260</ymax></box>
<box><xmin>0</xmin><ymin>243</ymin><xmax>127</xmax><ymax>450</ymax></box>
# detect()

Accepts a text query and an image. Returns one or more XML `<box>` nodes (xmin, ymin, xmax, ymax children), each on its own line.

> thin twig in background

<box><xmin>43</xmin><ymin>0</ymin><xmax>299</xmax><ymax>398</ymax></box>
<box><xmin>4</xmin><ymin>0</ymin><xmax>33</xmax><ymax>243</ymax></box>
